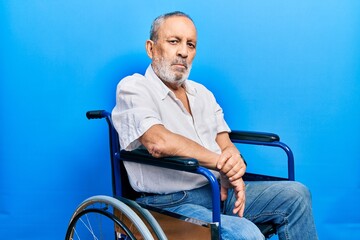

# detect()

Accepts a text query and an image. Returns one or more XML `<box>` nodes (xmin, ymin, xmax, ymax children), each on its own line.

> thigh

<box><xmin>240</xmin><ymin>181</ymin><xmax>310</xmax><ymax>224</ymax></box>
<box><xmin>136</xmin><ymin>183</ymin><xmax>214</xmax><ymax>209</ymax></box>
<box><xmin>136</xmin><ymin>184</ymin><xmax>265</xmax><ymax>239</ymax></box>
<box><xmin>166</xmin><ymin>203</ymin><xmax>264</xmax><ymax>240</ymax></box>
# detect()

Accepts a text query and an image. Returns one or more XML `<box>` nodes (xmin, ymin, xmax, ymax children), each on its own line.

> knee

<box><xmin>283</xmin><ymin>181</ymin><xmax>313</xmax><ymax>212</ymax></box>
<box><xmin>221</xmin><ymin>216</ymin><xmax>265</xmax><ymax>240</ymax></box>
<box><xmin>290</xmin><ymin>181</ymin><xmax>312</xmax><ymax>202</ymax></box>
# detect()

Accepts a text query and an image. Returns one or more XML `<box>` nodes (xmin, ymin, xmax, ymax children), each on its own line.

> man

<box><xmin>112</xmin><ymin>11</ymin><xmax>318</xmax><ymax>239</ymax></box>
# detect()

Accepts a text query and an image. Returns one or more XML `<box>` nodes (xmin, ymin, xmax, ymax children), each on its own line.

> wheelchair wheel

<box><xmin>65</xmin><ymin>195</ymin><xmax>154</xmax><ymax>240</ymax></box>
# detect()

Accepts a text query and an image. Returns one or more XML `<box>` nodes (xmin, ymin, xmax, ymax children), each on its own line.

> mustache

<box><xmin>172</xmin><ymin>59</ymin><xmax>188</xmax><ymax>69</ymax></box>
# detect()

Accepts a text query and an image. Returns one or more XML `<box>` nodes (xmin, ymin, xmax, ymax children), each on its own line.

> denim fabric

<box><xmin>136</xmin><ymin>181</ymin><xmax>318</xmax><ymax>240</ymax></box>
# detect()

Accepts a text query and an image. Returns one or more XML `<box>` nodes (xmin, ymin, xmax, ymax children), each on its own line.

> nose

<box><xmin>177</xmin><ymin>43</ymin><xmax>188</xmax><ymax>58</ymax></box>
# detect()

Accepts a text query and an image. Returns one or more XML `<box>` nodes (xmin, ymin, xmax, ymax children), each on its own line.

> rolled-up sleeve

<box><xmin>215</xmin><ymin>102</ymin><xmax>231</xmax><ymax>134</ymax></box>
<box><xmin>205</xmin><ymin>90</ymin><xmax>230</xmax><ymax>134</ymax></box>
<box><xmin>112</xmin><ymin>75</ymin><xmax>162</xmax><ymax>150</ymax></box>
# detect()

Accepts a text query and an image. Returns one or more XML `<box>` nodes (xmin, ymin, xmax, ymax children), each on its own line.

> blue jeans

<box><xmin>136</xmin><ymin>181</ymin><xmax>318</xmax><ymax>240</ymax></box>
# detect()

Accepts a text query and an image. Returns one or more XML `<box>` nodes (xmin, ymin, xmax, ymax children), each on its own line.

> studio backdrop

<box><xmin>1</xmin><ymin>1</ymin><xmax>359</xmax><ymax>239</ymax></box>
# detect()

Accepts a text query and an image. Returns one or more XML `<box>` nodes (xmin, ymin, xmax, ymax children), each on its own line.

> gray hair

<box><xmin>149</xmin><ymin>11</ymin><xmax>194</xmax><ymax>42</ymax></box>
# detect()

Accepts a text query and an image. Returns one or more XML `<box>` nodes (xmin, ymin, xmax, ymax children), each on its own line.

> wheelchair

<box><xmin>65</xmin><ymin>110</ymin><xmax>295</xmax><ymax>240</ymax></box>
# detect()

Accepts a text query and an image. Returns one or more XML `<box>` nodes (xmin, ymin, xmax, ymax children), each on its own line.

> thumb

<box><xmin>220</xmin><ymin>185</ymin><xmax>228</xmax><ymax>201</ymax></box>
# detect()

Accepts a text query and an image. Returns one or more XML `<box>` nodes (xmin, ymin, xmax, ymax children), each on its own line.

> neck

<box><xmin>163</xmin><ymin>80</ymin><xmax>184</xmax><ymax>91</ymax></box>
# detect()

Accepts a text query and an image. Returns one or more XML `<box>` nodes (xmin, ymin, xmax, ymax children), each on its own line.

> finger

<box><xmin>221</xmin><ymin>156</ymin><xmax>246</xmax><ymax>178</ymax></box>
<box><xmin>237</xmin><ymin>188</ymin><xmax>246</xmax><ymax>217</ymax></box>
<box><xmin>221</xmin><ymin>160</ymin><xmax>236</xmax><ymax>175</ymax></box>
<box><xmin>233</xmin><ymin>191</ymin><xmax>246</xmax><ymax>217</ymax></box>
<box><xmin>220</xmin><ymin>185</ymin><xmax>228</xmax><ymax>201</ymax></box>
<box><xmin>228</xmin><ymin>166</ymin><xmax>246</xmax><ymax>181</ymax></box>
<box><xmin>230</xmin><ymin>178</ymin><xmax>245</xmax><ymax>191</ymax></box>
<box><xmin>233</xmin><ymin>203</ymin><xmax>244</xmax><ymax>217</ymax></box>
<box><xmin>237</xmin><ymin>191</ymin><xmax>246</xmax><ymax>217</ymax></box>
<box><xmin>233</xmin><ymin>183</ymin><xmax>245</xmax><ymax>193</ymax></box>
<box><xmin>233</xmin><ymin>198</ymin><xmax>244</xmax><ymax>216</ymax></box>
<box><xmin>238</xmin><ymin>200</ymin><xmax>245</xmax><ymax>217</ymax></box>
<box><xmin>232</xmin><ymin>181</ymin><xmax>246</xmax><ymax>211</ymax></box>
<box><xmin>216</xmin><ymin>152</ymin><xmax>232</xmax><ymax>169</ymax></box>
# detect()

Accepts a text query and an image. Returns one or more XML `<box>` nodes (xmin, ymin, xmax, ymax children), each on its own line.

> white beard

<box><xmin>153</xmin><ymin>57</ymin><xmax>192</xmax><ymax>87</ymax></box>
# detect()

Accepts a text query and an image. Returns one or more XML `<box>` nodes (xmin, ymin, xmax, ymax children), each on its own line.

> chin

<box><xmin>166</xmin><ymin>78</ymin><xmax>185</xmax><ymax>86</ymax></box>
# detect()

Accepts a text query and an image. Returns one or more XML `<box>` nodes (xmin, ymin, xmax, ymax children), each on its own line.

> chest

<box><xmin>173</xmin><ymin>89</ymin><xmax>192</xmax><ymax>115</ymax></box>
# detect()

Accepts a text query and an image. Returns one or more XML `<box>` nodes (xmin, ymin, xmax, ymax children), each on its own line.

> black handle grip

<box><xmin>86</xmin><ymin>110</ymin><xmax>108</xmax><ymax>119</ymax></box>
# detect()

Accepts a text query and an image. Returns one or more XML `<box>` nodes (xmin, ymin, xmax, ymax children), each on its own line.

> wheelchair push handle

<box><xmin>86</xmin><ymin>110</ymin><xmax>110</xmax><ymax>119</ymax></box>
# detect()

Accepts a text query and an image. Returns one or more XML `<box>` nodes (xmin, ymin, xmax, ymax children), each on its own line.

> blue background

<box><xmin>1</xmin><ymin>1</ymin><xmax>359</xmax><ymax>239</ymax></box>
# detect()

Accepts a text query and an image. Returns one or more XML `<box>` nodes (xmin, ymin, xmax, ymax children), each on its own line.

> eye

<box><xmin>187</xmin><ymin>42</ymin><xmax>196</xmax><ymax>49</ymax></box>
<box><xmin>168</xmin><ymin>39</ymin><xmax>179</xmax><ymax>45</ymax></box>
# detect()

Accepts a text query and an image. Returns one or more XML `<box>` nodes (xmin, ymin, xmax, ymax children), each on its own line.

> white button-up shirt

<box><xmin>112</xmin><ymin>65</ymin><xmax>230</xmax><ymax>194</ymax></box>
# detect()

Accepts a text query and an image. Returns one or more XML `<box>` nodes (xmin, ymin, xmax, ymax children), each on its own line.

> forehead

<box><xmin>158</xmin><ymin>16</ymin><xmax>197</xmax><ymax>41</ymax></box>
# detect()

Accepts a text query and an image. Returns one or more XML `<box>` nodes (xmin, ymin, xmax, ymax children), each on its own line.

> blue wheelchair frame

<box><xmin>86</xmin><ymin>110</ymin><xmax>295</xmax><ymax>239</ymax></box>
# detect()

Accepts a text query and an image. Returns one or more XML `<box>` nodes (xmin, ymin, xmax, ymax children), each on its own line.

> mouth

<box><xmin>172</xmin><ymin>63</ymin><xmax>188</xmax><ymax>70</ymax></box>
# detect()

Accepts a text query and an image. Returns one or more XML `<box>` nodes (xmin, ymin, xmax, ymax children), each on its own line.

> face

<box><xmin>146</xmin><ymin>16</ymin><xmax>197</xmax><ymax>88</ymax></box>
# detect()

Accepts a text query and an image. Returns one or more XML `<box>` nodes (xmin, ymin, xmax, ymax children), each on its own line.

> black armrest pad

<box><xmin>86</xmin><ymin>110</ymin><xmax>109</xmax><ymax>119</ymax></box>
<box><xmin>229</xmin><ymin>130</ymin><xmax>280</xmax><ymax>142</ymax></box>
<box><xmin>119</xmin><ymin>149</ymin><xmax>199</xmax><ymax>171</ymax></box>
<box><xmin>243</xmin><ymin>172</ymin><xmax>287</xmax><ymax>181</ymax></box>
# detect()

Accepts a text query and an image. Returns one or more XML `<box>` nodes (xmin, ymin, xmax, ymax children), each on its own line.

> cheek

<box><xmin>152</xmin><ymin>49</ymin><xmax>162</xmax><ymax>60</ymax></box>
<box><xmin>188</xmin><ymin>52</ymin><xmax>196</xmax><ymax>64</ymax></box>
<box><xmin>153</xmin><ymin>48</ymin><xmax>170</xmax><ymax>61</ymax></box>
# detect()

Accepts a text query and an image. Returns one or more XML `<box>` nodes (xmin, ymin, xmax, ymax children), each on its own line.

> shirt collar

<box><xmin>184</xmin><ymin>81</ymin><xmax>197</xmax><ymax>96</ymax></box>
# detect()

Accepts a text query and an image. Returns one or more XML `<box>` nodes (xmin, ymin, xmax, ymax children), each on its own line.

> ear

<box><xmin>145</xmin><ymin>40</ymin><xmax>154</xmax><ymax>59</ymax></box>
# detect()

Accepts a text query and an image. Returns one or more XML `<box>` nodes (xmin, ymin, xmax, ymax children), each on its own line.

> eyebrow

<box><xmin>166</xmin><ymin>35</ymin><xmax>196</xmax><ymax>42</ymax></box>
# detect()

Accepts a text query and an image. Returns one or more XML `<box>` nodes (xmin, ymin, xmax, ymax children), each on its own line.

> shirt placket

<box><xmin>186</xmin><ymin>93</ymin><xmax>205</xmax><ymax>147</ymax></box>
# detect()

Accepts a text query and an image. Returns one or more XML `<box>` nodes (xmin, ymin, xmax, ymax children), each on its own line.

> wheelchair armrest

<box><xmin>230</xmin><ymin>130</ymin><xmax>295</xmax><ymax>181</ymax></box>
<box><xmin>119</xmin><ymin>149</ymin><xmax>199</xmax><ymax>171</ymax></box>
<box><xmin>230</xmin><ymin>130</ymin><xmax>280</xmax><ymax>142</ymax></box>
